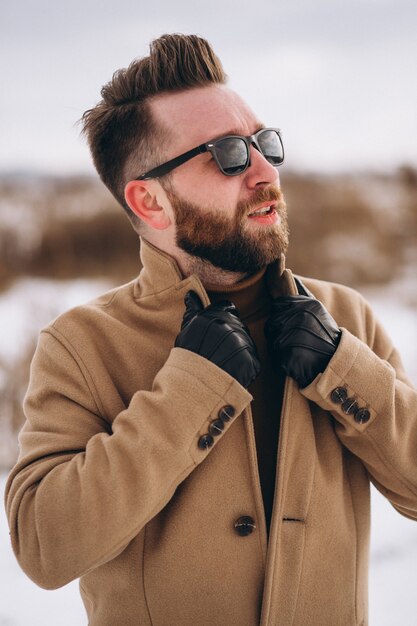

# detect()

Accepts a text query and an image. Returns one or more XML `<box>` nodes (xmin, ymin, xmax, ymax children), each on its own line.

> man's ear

<box><xmin>124</xmin><ymin>180</ymin><xmax>172</xmax><ymax>230</ymax></box>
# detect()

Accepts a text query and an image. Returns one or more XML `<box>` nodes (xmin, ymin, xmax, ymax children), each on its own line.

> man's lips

<box><xmin>247</xmin><ymin>201</ymin><xmax>278</xmax><ymax>217</ymax></box>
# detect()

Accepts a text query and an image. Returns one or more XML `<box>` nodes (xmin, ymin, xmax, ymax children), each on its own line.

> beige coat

<box><xmin>5</xmin><ymin>238</ymin><xmax>417</xmax><ymax>626</ymax></box>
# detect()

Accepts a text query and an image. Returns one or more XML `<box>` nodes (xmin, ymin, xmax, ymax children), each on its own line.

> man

<box><xmin>5</xmin><ymin>34</ymin><xmax>417</xmax><ymax>626</ymax></box>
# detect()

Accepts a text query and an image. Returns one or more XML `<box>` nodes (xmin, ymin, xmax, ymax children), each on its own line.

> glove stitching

<box><xmin>195</xmin><ymin>316</ymin><xmax>220</xmax><ymax>353</ymax></box>
<box><xmin>206</xmin><ymin>326</ymin><xmax>235</xmax><ymax>360</ymax></box>
<box><xmin>279</xmin><ymin>325</ymin><xmax>336</xmax><ymax>349</ymax></box>
<box><xmin>217</xmin><ymin>345</ymin><xmax>254</xmax><ymax>368</ymax></box>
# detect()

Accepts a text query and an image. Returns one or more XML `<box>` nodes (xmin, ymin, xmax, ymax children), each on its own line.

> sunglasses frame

<box><xmin>136</xmin><ymin>127</ymin><xmax>284</xmax><ymax>180</ymax></box>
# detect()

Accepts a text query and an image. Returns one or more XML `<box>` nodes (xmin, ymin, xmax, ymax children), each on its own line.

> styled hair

<box><xmin>80</xmin><ymin>34</ymin><xmax>227</xmax><ymax>231</ymax></box>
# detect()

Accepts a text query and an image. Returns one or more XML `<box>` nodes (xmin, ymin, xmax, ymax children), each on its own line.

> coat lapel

<box><xmin>261</xmin><ymin>262</ymin><xmax>318</xmax><ymax>625</ymax></box>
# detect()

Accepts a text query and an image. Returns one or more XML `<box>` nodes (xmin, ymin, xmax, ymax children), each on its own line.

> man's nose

<box><xmin>244</xmin><ymin>144</ymin><xmax>280</xmax><ymax>188</ymax></box>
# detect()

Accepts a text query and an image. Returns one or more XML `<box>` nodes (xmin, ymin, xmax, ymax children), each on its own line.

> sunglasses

<box><xmin>136</xmin><ymin>127</ymin><xmax>284</xmax><ymax>180</ymax></box>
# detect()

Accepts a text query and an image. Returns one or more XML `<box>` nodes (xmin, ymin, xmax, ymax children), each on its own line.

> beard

<box><xmin>164</xmin><ymin>183</ymin><xmax>290</xmax><ymax>274</ymax></box>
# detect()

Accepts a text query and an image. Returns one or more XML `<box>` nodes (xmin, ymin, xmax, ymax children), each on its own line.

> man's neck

<box><xmin>162</xmin><ymin>242</ymin><xmax>249</xmax><ymax>287</ymax></box>
<box><xmin>183</xmin><ymin>254</ymin><xmax>248</xmax><ymax>287</ymax></box>
<box><xmin>141</xmin><ymin>236</ymin><xmax>250</xmax><ymax>287</ymax></box>
<box><xmin>184</xmin><ymin>258</ymin><xmax>248</xmax><ymax>287</ymax></box>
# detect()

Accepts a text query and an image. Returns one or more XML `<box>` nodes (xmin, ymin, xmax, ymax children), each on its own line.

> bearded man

<box><xmin>5</xmin><ymin>34</ymin><xmax>417</xmax><ymax>626</ymax></box>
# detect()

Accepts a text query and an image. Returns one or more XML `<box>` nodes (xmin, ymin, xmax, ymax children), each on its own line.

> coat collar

<box><xmin>134</xmin><ymin>237</ymin><xmax>299</xmax><ymax>301</ymax></box>
<box><xmin>135</xmin><ymin>237</ymin><xmax>184</xmax><ymax>294</ymax></box>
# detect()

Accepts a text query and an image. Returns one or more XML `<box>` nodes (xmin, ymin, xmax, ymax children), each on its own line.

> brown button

<box><xmin>341</xmin><ymin>397</ymin><xmax>359</xmax><ymax>415</ymax></box>
<box><xmin>234</xmin><ymin>516</ymin><xmax>256</xmax><ymax>537</ymax></box>
<box><xmin>355</xmin><ymin>408</ymin><xmax>371</xmax><ymax>424</ymax></box>
<box><xmin>198</xmin><ymin>434</ymin><xmax>214</xmax><ymax>450</ymax></box>
<box><xmin>209</xmin><ymin>419</ymin><xmax>225</xmax><ymax>436</ymax></box>
<box><xmin>331</xmin><ymin>387</ymin><xmax>348</xmax><ymax>404</ymax></box>
<box><xmin>219</xmin><ymin>405</ymin><xmax>235</xmax><ymax>422</ymax></box>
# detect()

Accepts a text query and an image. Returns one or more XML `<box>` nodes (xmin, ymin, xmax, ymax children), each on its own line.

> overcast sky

<box><xmin>1</xmin><ymin>0</ymin><xmax>416</xmax><ymax>175</ymax></box>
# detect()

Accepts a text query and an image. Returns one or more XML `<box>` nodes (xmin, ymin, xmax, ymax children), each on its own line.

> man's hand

<box><xmin>264</xmin><ymin>294</ymin><xmax>342</xmax><ymax>388</ymax></box>
<box><xmin>175</xmin><ymin>291</ymin><xmax>261</xmax><ymax>389</ymax></box>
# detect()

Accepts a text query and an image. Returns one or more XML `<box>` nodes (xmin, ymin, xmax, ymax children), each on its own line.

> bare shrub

<box><xmin>0</xmin><ymin>338</ymin><xmax>37</xmax><ymax>469</ymax></box>
<box><xmin>0</xmin><ymin>176</ymin><xmax>141</xmax><ymax>284</ymax></box>
<box><xmin>28</xmin><ymin>211</ymin><xmax>141</xmax><ymax>281</ymax></box>
<box><xmin>1</xmin><ymin>169</ymin><xmax>415</xmax><ymax>289</ymax></box>
<box><xmin>283</xmin><ymin>170</ymin><xmax>412</xmax><ymax>286</ymax></box>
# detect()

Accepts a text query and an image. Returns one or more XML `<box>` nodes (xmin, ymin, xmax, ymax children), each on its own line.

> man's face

<box><xmin>164</xmin><ymin>181</ymin><xmax>289</xmax><ymax>273</ymax></box>
<box><xmin>149</xmin><ymin>85</ymin><xmax>289</xmax><ymax>273</ymax></box>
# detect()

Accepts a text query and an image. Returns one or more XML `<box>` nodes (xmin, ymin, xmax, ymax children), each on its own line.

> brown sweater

<box><xmin>206</xmin><ymin>270</ymin><xmax>285</xmax><ymax>535</ymax></box>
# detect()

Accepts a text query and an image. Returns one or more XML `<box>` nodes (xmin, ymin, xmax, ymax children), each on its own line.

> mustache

<box><xmin>237</xmin><ymin>185</ymin><xmax>286</xmax><ymax>219</ymax></box>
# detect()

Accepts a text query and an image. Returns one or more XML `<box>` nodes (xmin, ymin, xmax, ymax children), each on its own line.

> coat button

<box><xmin>219</xmin><ymin>405</ymin><xmax>235</xmax><ymax>422</ymax></box>
<box><xmin>198</xmin><ymin>434</ymin><xmax>214</xmax><ymax>450</ymax></box>
<box><xmin>234</xmin><ymin>516</ymin><xmax>256</xmax><ymax>536</ymax></box>
<box><xmin>331</xmin><ymin>387</ymin><xmax>348</xmax><ymax>404</ymax></box>
<box><xmin>209</xmin><ymin>419</ymin><xmax>225</xmax><ymax>436</ymax></box>
<box><xmin>341</xmin><ymin>397</ymin><xmax>359</xmax><ymax>415</ymax></box>
<box><xmin>355</xmin><ymin>408</ymin><xmax>371</xmax><ymax>424</ymax></box>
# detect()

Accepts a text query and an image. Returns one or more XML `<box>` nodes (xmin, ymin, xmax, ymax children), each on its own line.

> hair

<box><xmin>80</xmin><ymin>33</ymin><xmax>227</xmax><ymax>232</ymax></box>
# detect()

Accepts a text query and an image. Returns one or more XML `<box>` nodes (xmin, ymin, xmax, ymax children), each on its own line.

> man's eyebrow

<box><xmin>207</xmin><ymin>124</ymin><xmax>266</xmax><ymax>143</ymax></box>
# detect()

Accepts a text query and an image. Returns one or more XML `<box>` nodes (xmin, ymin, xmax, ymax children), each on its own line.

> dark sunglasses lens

<box><xmin>214</xmin><ymin>137</ymin><xmax>248</xmax><ymax>175</ymax></box>
<box><xmin>258</xmin><ymin>130</ymin><xmax>284</xmax><ymax>165</ymax></box>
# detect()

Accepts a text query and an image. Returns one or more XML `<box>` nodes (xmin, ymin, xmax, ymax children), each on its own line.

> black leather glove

<box><xmin>175</xmin><ymin>291</ymin><xmax>261</xmax><ymax>389</ymax></box>
<box><xmin>264</xmin><ymin>294</ymin><xmax>342</xmax><ymax>388</ymax></box>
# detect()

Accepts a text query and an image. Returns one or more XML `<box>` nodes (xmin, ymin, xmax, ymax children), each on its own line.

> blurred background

<box><xmin>1</xmin><ymin>0</ymin><xmax>417</xmax><ymax>624</ymax></box>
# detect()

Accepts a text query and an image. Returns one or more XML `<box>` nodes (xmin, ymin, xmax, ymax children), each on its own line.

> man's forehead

<box><xmin>149</xmin><ymin>84</ymin><xmax>263</xmax><ymax>150</ymax></box>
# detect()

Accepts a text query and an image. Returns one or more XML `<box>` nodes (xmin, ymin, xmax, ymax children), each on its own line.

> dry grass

<box><xmin>0</xmin><ymin>176</ymin><xmax>141</xmax><ymax>288</ymax></box>
<box><xmin>0</xmin><ymin>339</ymin><xmax>37</xmax><ymax>469</ymax></box>
<box><xmin>1</xmin><ymin>168</ymin><xmax>416</xmax><ymax>288</ymax></box>
<box><xmin>283</xmin><ymin>169</ymin><xmax>417</xmax><ymax>285</ymax></box>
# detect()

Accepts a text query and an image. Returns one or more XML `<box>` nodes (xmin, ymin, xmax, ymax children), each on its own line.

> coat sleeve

<box><xmin>301</xmin><ymin>293</ymin><xmax>417</xmax><ymax>521</ymax></box>
<box><xmin>4</xmin><ymin>329</ymin><xmax>251</xmax><ymax>590</ymax></box>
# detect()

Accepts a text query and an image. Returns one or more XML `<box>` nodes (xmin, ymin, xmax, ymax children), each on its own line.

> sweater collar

<box><xmin>205</xmin><ymin>268</ymin><xmax>269</xmax><ymax>323</ymax></box>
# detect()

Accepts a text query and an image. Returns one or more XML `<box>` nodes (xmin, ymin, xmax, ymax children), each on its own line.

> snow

<box><xmin>362</xmin><ymin>280</ymin><xmax>417</xmax><ymax>625</ymax></box>
<box><xmin>0</xmin><ymin>277</ymin><xmax>417</xmax><ymax>625</ymax></box>
<box><xmin>0</xmin><ymin>279</ymin><xmax>109</xmax><ymax>625</ymax></box>
<box><xmin>0</xmin><ymin>278</ymin><xmax>112</xmax><ymax>361</ymax></box>
<box><xmin>0</xmin><ymin>484</ymin><xmax>86</xmax><ymax>624</ymax></box>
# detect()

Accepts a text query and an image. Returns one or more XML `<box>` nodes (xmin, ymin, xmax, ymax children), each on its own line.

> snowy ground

<box><xmin>362</xmin><ymin>278</ymin><xmax>417</xmax><ymax>624</ymax></box>
<box><xmin>1</xmin><ymin>276</ymin><xmax>417</xmax><ymax>625</ymax></box>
